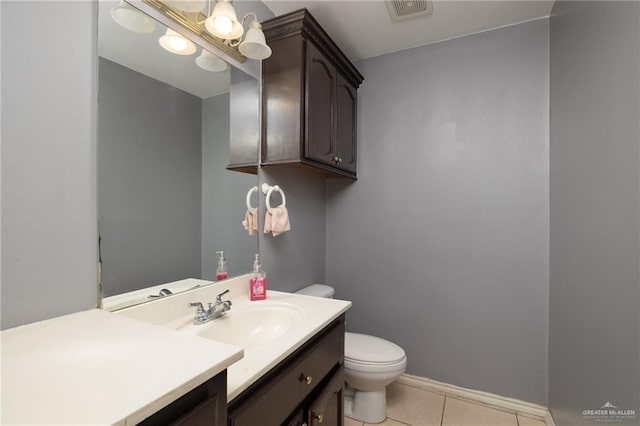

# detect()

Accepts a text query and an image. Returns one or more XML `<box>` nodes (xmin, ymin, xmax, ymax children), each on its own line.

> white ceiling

<box><xmin>262</xmin><ymin>1</ymin><xmax>555</xmax><ymax>61</ymax></box>
<box><xmin>98</xmin><ymin>0</ymin><xmax>230</xmax><ymax>98</ymax></box>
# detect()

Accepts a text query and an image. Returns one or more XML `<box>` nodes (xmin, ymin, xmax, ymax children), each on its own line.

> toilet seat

<box><xmin>344</xmin><ymin>356</ymin><xmax>407</xmax><ymax>374</ymax></box>
<box><xmin>345</xmin><ymin>332</ymin><xmax>406</xmax><ymax>365</ymax></box>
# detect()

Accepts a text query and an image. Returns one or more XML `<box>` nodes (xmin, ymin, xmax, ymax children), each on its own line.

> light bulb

<box><xmin>169</xmin><ymin>36</ymin><xmax>188</xmax><ymax>52</ymax></box>
<box><xmin>214</xmin><ymin>16</ymin><xmax>233</xmax><ymax>35</ymax></box>
<box><xmin>159</xmin><ymin>28</ymin><xmax>196</xmax><ymax>55</ymax></box>
<box><xmin>204</xmin><ymin>1</ymin><xmax>243</xmax><ymax>39</ymax></box>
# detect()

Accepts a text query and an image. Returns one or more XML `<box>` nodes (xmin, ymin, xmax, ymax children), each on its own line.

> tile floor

<box><xmin>344</xmin><ymin>382</ymin><xmax>547</xmax><ymax>426</ymax></box>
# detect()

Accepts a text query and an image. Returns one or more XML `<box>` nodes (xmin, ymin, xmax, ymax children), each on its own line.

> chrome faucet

<box><xmin>188</xmin><ymin>289</ymin><xmax>232</xmax><ymax>324</ymax></box>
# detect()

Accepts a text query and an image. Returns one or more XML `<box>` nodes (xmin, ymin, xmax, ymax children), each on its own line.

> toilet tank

<box><xmin>294</xmin><ymin>284</ymin><xmax>335</xmax><ymax>298</ymax></box>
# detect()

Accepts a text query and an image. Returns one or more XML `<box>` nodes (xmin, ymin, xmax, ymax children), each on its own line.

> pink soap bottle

<box><xmin>249</xmin><ymin>254</ymin><xmax>267</xmax><ymax>301</ymax></box>
<box><xmin>215</xmin><ymin>251</ymin><xmax>228</xmax><ymax>281</ymax></box>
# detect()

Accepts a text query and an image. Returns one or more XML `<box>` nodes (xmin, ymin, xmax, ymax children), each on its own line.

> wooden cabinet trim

<box><xmin>262</xmin><ymin>9</ymin><xmax>363</xmax><ymax>89</ymax></box>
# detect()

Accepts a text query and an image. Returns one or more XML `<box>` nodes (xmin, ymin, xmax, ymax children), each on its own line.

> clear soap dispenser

<box><xmin>216</xmin><ymin>251</ymin><xmax>228</xmax><ymax>281</ymax></box>
<box><xmin>249</xmin><ymin>253</ymin><xmax>267</xmax><ymax>301</ymax></box>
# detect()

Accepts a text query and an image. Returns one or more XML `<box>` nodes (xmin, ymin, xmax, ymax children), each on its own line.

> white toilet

<box><xmin>295</xmin><ymin>284</ymin><xmax>407</xmax><ymax>424</ymax></box>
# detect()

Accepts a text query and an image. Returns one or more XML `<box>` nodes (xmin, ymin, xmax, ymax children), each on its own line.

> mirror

<box><xmin>97</xmin><ymin>0</ymin><xmax>259</xmax><ymax>311</ymax></box>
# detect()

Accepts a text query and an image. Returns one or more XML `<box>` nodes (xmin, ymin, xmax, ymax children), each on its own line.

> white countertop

<box><xmin>1</xmin><ymin>309</ymin><xmax>243</xmax><ymax>425</ymax></box>
<box><xmin>117</xmin><ymin>275</ymin><xmax>352</xmax><ymax>401</ymax></box>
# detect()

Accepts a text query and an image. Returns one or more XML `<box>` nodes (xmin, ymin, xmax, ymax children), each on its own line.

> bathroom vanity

<box><xmin>1</xmin><ymin>277</ymin><xmax>350</xmax><ymax>425</ymax></box>
<box><xmin>227</xmin><ymin>315</ymin><xmax>345</xmax><ymax>426</ymax></box>
<box><xmin>118</xmin><ymin>275</ymin><xmax>351</xmax><ymax>425</ymax></box>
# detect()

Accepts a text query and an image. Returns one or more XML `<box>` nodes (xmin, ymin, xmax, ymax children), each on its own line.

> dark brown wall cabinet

<box><xmin>228</xmin><ymin>315</ymin><xmax>346</xmax><ymax>426</ymax></box>
<box><xmin>261</xmin><ymin>9</ymin><xmax>364</xmax><ymax>179</ymax></box>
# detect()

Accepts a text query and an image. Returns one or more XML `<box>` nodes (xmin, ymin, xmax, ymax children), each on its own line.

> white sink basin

<box><xmin>179</xmin><ymin>302</ymin><xmax>305</xmax><ymax>349</ymax></box>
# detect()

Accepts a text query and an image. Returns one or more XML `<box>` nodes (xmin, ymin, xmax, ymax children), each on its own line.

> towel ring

<box><xmin>265</xmin><ymin>185</ymin><xmax>286</xmax><ymax>210</ymax></box>
<box><xmin>246</xmin><ymin>186</ymin><xmax>258</xmax><ymax>210</ymax></box>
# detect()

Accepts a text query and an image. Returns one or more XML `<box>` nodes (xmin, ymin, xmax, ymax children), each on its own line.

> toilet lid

<box><xmin>345</xmin><ymin>332</ymin><xmax>406</xmax><ymax>364</ymax></box>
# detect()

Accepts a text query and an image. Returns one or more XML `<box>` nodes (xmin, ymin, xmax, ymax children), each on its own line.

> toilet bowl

<box><xmin>295</xmin><ymin>284</ymin><xmax>407</xmax><ymax>424</ymax></box>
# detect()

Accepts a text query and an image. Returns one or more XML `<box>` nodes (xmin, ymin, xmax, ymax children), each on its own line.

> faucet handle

<box><xmin>216</xmin><ymin>289</ymin><xmax>230</xmax><ymax>302</ymax></box>
<box><xmin>188</xmin><ymin>302</ymin><xmax>205</xmax><ymax>313</ymax></box>
<box><xmin>188</xmin><ymin>302</ymin><xmax>209</xmax><ymax>323</ymax></box>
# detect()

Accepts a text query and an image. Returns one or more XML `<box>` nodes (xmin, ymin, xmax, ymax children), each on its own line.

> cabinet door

<box><xmin>284</xmin><ymin>410</ymin><xmax>307</xmax><ymax>426</ymax></box>
<box><xmin>140</xmin><ymin>371</ymin><xmax>226</xmax><ymax>426</ymax></box>
<box><xmin>305</xmin><ymin>42</ymin><xmax>336</xmax><ymax>167</ymax></box>
<box><xmin>170</xmin><ymin>395</ymin><xmax>222</xmax><ymax>426</ymax></box>
<box><xmin>306</xmin><ymin>366</ymin><xmax>344</xmax><ymax>426</ymax></box>
<box><xmin>335</xmin><ymin>74</ymin><xmax>357</xmax><ymax>174</ymax></box>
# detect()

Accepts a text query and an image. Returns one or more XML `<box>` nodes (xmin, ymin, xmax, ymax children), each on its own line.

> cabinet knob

<box><xmin>299</xmin><ymin>373</ymin><xmax>312</xmax><ymax>385</ymax></box>
<box><xmin>313</xmin><ymin>413</ymin><xmax>324</xmax><ymax>423</ymax></box>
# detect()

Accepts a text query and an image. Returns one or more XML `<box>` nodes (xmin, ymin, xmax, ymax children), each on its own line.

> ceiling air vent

<box><xmin>386</xmin><ymin>0</ymin><xmax>433</xmax><ymax>22</ymax></box>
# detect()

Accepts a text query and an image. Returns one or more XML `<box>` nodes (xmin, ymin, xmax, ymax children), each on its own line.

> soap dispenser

<box><xmin>216</xmin><ymin>251</ymin><xmax>228</xmax><ymax>281</ymax></box>
<box><xmin>249</xmin><ymin>253</ymin><xmax>267</xmax><ymax>301</ymax></box>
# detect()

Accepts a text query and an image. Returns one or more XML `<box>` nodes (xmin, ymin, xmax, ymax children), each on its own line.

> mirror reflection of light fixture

<box><xmin>122</xmin><ymin>0</ymin><xmax>270</xmax><ymax>62</ymax></box>
<box><xmin>204</xmin><ymin>0</ymin><xmax>244</xmax><ymax>40</ymax></box>
<box><xmin>111</xmin><ymin>0</ymin><xmax>156</xmax><ymax>33</ymax></box>
<box><xmin>195</xmin><ymin>49</ymin><xmax>228</xmax><ymax>72</ymax></box>
<box><xmin>238</xmin><ymin>14</ymin><xmax>271</xmax><ymax>60</ymax></box>
<box><xmin>159</xmin><ymin>28</ymin><xmax>197</xmax><ymax>55</ymax></box>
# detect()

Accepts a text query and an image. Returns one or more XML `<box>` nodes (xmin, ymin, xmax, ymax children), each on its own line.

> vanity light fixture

<box><xmin>159</xmin><ymin>28</ymin><xmax>197</xmax><ymax>55</ymax></box>
<box><xmin>195</xmin><ymin>49</ymin><xmax>228</xmax><ymax>72</ymax></box>
<box><xmin>238</xmin><ymin>14</ymin><xmax>272</xmax><ymax>60</ymax></box>
<box><xmin>124</xmin><ymin>0</ymin><xmax>272</xmax><ymax>63</ymax></box>
<box><xmin>111</xmin><ymin>0</ymin><xmax>156</xmax><ymax>33</ymax></box>
<box><xmin>204</xmin><ymin>0</ymin><xmax>244</xmax><ymax>40</ymax></box>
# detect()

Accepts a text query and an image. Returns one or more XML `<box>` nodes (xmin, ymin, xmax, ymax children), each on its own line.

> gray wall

<box><xmin>98</xmin><ymin>58</ymin><xmax>202</xmax><ymax>296</ymax></box>
<box><xmin>549</xmin><ymin>2</ymin><xmax>640</xmax><ymax>424</ymax></box>
<box><xmin>259</xmin><ymin>167</ymin><xmax>327</xmax><ymax>293</ymax></box>
<box><xmin>326</xmin><ymin>20</ymin><xmax>550</xmax><ymax>404</ymax></box>
<box><xmin>201</xmin><ymin>93</ymin><xmax>257</xmax><ymax>279</ymax></box>
<box><xmin>1</xmin><ymin>1</ymin><xmax>98</xmax><ymax>329</ymax></box>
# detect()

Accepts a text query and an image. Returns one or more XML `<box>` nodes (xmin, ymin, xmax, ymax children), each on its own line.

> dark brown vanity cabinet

<box><xmin>286</xmin><ymin>366</ymin><xmax>344</xmax><ymax>426</ymax></box>
<box><xmin>228</xmin><ymin>315</ymin><xmax>346</xmax><ymax>426</ymax></box>
<box><xmin>140</xmin><ymin>371</ymin><xmax>227</xmax><ymax>426</ymax></box>
<box><xmin>261</xmin><ymin>10</ymin><xmax>363</xmax><ymax>179</ymax></box>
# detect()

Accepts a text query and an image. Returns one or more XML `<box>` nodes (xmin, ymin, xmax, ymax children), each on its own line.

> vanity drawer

<box><xmin>228</xmin><ymin>316</ymin><xmax>345</xmax><ymax>426</ymax></box>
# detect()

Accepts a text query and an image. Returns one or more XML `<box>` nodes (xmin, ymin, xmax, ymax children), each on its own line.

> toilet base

<box><xmin>344</xmin><ymin>385</ymin><xmax>387</xmax><ymax>424</ymax></box>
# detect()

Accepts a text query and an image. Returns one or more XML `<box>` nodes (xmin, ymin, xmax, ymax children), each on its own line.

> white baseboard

<box><xmin>396</xmin><ymin>374</ymin><xmax>554</xmax><ymax>422</ymax></box>
<box><xmin>545</xmin><ymin>410</ymin><xmax>557</xmax><ymax>426</ymax></box>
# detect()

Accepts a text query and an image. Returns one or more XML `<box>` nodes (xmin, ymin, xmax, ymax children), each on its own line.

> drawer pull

<box><xmin>313</xmin><ymin>413</ymin><xmax>324</xmax><ymax>423</ymax></box>
<box><xmin>299</xmin><ymin>373</ymin><xmax>313</xmax><ymax>385</ymax></box>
